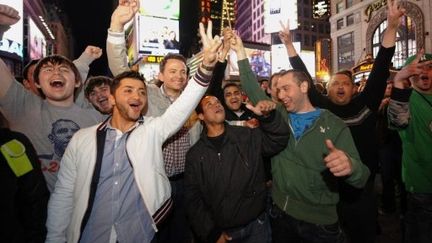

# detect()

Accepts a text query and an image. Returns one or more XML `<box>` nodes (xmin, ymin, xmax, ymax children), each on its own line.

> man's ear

<box><xmin>198</xmin><ymin>113</ymin><xmax>204</xmax><ymax>121</ymax></box>
<box><xmin>109</xmin><ymin>94</ymin><xmax>116</xmax><ymax>106</ymax></box>
<box><xmin>75</xmin><ymin>80</ymin><xmax>81</xmax><ymax>88</ymax></box>
<box><xmin>300</xmin><ymin>81</ymin><xmax>309</xmax><ymax>93</ymax></box>
<box><xmin>158</xmin><ymin>72</ymin><xmax>164</xmax><ymax>83</ymax></box>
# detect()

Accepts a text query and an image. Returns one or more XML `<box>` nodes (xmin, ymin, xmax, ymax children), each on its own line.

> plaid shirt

<box><xmin>162</xmin><ymin>126</ymin><xmax>190</xmax><ymax>177</ymax></box>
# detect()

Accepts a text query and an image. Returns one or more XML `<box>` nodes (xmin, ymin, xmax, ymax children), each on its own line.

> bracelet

<box><xmin>201</xmin><ymin>63</ymin><xmax>214</xmax><ymax>71</ymax></box>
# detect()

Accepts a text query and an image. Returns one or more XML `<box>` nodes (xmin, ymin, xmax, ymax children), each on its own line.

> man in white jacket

<box><xmin>45</xmin><ymin>14</ymin><xmax>222</xmax><ymax>243</ymax></box>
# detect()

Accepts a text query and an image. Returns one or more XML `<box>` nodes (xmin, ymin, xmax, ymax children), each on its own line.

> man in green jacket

<box><xmin>229</xmin><ymin>34</ymin><xmax>370</xmax><ymax>243</ymax></box>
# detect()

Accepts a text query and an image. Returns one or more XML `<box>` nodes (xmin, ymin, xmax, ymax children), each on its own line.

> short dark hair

<box><xmin>269</xmin><ymin>69</ymin><xmax>285</xmax><ymax>88</ymax></box>
<box><xmin>279</xmin><ymin>69</ymin><xmax>310</xmax><ymax>86</ymax></box>
<box><xmin>33</xmin><ymin>55</ymin><xmax>81</xmax><ymax>85</ymax></box>
<box><xmin>84</xmin><ymin>76</ymin><xmax>113</xmax><ymax>98</ymax></box>
<box><xmin>334</xmin><ymin>70</ymin><xmax>353</xmax><ymax>83</ymax></box>
<box><xmin>222</xmin><ymin>82</ymin><xmax>241</xmax><ymax>93</ymax></box>
<box><xmin>23</xmin><ymin>59</ymin><xmax>40</xmax><ymax>80</ymax></box>
<box><xmin>111</xmin><ymin>71</ymin><xmax>146</xmax><ymax>94</ymax></box>
<box><xmin>159</xmin><ymin>53</ymin><xmax>187</xmax><ymax>73</ymax></box>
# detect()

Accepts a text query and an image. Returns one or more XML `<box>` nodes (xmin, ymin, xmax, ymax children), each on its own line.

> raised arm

<box><xmin>388</xmin><ymin>51</ymin><xmax>430</xmax><ymax>129</ymax></box>
<box><xmin>361</xmin><ymin>0</ymin><xmax>404</xmax><ymax>111</ymax></box>
<box><xmin>207</xmin><ymin>27</ymin><xmax>232</xmax><ymax>100</ymax></box>
<box><xmin>106</xmin><ymin>0</ymin><xmax>139</xmax><ymax>76</ymax></box>
<box><xmin>74</xmin><ymin>46</ymin><xmax>103</xmax><ymax>107</ymax></box>
<box><xmin>0</xmin><ymin>4</ymin><xmax>20</xmax><ymax>98</ymax></box>
<box><xmin>278</xmin><ymin>19</ymin><xmax>328</xmax><ymax>107</ymax></box>
<box><xmin>156</xmin><ymin>21</ymin><xmax>222</xmax><ymax>140</ymax></box>
<box><xmin>230</xmin><ymin>33</ymin><xmax>270</xmax><ymax>105</ymax></box>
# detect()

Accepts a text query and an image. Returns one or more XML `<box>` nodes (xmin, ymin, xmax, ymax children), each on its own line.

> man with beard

<box><xmin>46</xmin><ymin>18</ymin><xmax>222</xmax><ymax>242</ymax></box>
<box><xmin>388</xmin><ymin>50</ymin><xmax>432</xmax><ymax>243</ymax></box>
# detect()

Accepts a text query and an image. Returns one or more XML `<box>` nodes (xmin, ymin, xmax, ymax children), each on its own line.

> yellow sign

<box><xmin>145</xmin><ymin>56</ymin><xmax>164</xmax><ymax>63</ymax></box>
<box><xmin>359</xmin><ymin>63</ymin><xmax>373</xmax><ymax>71</ymax></box>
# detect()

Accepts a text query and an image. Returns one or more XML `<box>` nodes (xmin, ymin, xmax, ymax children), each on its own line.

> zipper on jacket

<box><xmin>217</xmin><ymin>152</ymin><xmax>221</xmax><ymax>162</ymax></box>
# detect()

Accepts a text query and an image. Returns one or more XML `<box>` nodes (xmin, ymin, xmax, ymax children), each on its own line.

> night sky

<box><xmin>58</xmin><ymin>0</ymin><xmax>198</xmax><ymax>76</ymax></box>
<box><xmin>61</xmin><ymin>0</ymin><xmax>114</xmax><ymax>76</ymax></box>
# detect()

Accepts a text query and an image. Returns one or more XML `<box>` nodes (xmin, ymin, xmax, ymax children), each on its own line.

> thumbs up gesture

<box><xmin>323</xmin><ymin>139</ymin><xmax>353</xmax><ymax>177</ymax></box>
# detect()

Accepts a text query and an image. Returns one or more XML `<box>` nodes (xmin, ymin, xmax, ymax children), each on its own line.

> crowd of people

<box><xmin>0</xmin><ymin>0</ymin><xmax>431</xmax><ymax>242</ymax></box>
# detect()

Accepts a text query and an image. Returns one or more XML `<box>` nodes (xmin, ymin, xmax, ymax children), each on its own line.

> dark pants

<box><xmin>404</xmin><ymin>193</ymin><xmax>432</xmax><ymax>243</ymax></box>
<box><xmin>155</xmin><ymin>177</ymin><xmax>193</xmax><ymax>243</ymax></box>
<box><xmin>337</xmin><ymin>177</ymin><xmax>377</xmax><ymax>243</ymax></box>
<box><xmin>224</xmin><ymin>212</ymin><xmax>271</xmax><ymax>243</ymax></box>
<box><xmin>270</xmin><ymin>205</ymin><xmax>345</xmax><ymax>243</ymax></box>
<box><xmin>379</xmin><ymin>142</ymin><xmax>406</xmax><ymax>213</ymax></box>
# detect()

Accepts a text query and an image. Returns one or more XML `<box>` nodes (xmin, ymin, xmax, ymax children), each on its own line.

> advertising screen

<box><xmin>264</xmin><ymin>0</ymin><xmax>297</xmax><ymax>33</ymax></box>
<box><xmin>228</xmin><ymin>47</ymin><xmax>271</xmax><ymax>78</ymax></box>
<box><xmin>0</xmin><ymin>0</ymin><xmax>23</xmax><ymax>58</ymax></box>
<box><xmin>139</xmin><ymin>0</ymin><xmax>179</xmax><ymax>19</ymax></box>
<box><xmin>28</xmin><ymin>17</ymin><xmax>47</xmax><ymax>60</ymax></box>
<box><xmin>271</xmin><ymin>43</ymin><xmax>315</xmax><ymax>78</ymax></box>
<box><xmin>137</xmin><ymin>16</ymin><xmax>179</xmax><ymax>56</ymax></box>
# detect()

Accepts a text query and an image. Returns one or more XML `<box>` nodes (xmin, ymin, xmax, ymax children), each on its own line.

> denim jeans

<box><xmin>224</xmin><ymin>212</ymin><xmax>271</xmax><ymax>243</ymax></box>
<box><xmin>404</xmin><ymin>193</ymin><xmax>432</xmax><ymax>243</ymax></box>
<box><xmin>270</xmin><ymin>204</ymin><xmax>345</xmax><ymax>243</ymax></box>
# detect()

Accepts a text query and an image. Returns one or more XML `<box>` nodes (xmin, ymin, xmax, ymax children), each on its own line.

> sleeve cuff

<box><xmin>107</xmin><ymin>29</ymin><xmax>126</xmax><ymax>45</ymax></box>
<box><xmin>390</xmin><ymin>87</ymin><xmax>412</xmax><ymax>102</ymax></box>
<box><xmin>193</xmin><ymin>67</ymin><xmax>213</xmax><ymax>87</ymax></box>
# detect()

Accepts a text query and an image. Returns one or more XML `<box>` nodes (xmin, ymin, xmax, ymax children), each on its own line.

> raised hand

<box><xmin>387</xmin><ymin>0</ymin><xmax>405</xmax><ymax>30</ymax></box>
<box><xmin>199</xmin><ymin>21</ymin><xmax>222</xmax><ymax>68</ymax></box>
<box><xmin>110</xmin><ymin>0</ymin><xmax>140</xmax><ymax>32</ymax></box>
<box><xmin>393</xmin><ymin>49</ymin><xmax>432</xmax><ymax>88</ymax></box>
<box><xmin>278</xmin><ymin>19</ymin><xmax>292</xmax><ymax>46</ymax></box>
<box><xmin>323</xmin><ymin>139</ymin><xmax>353</xmax><ymax>177</ymax></box>
<box><xmin>229</xmin><ymin>33</ymin><xmax>247</xmax><ymax>60</ymax></box>
<box><xmin>0</xmin><ymin>4</ymin><xmax>20</xmax><ymax>25</ymax></box>
<box><xmin>82</xmin><ymin>46</ymin><xmax>103</xmax><ymax>61</ymax></box>
<box><xmin>246</xmin><ymin>100</ymin><xmax>277</xmax><ymax>117</ymax></box>
<box><xmin>218</xmin><ymin>27</ymin><xmax>233</xmax><ymax>62</ymax></box>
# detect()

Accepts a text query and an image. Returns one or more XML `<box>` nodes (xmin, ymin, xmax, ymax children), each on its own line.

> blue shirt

<box><xmin>80</xmin><ymin>122</ymin><xmax>155</xmax><ymax>243</ymax></box>
<box><xmin>289</xmin><ymin>108</ymin><xmax>322</xmax><ymax>140</ymax></box>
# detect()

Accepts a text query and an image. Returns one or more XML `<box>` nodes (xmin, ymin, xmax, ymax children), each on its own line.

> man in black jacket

<box><xmin>184</xmin><ymin>96</ymin><xmax>289</xmax><ymax>243</ymax></box>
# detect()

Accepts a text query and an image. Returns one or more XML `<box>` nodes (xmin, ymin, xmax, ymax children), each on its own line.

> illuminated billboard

<box><xmin>271</xmin><ymin>43</ymin><xmax>315</xmax><ymax>78</ymax></box>
<box><xmin>313</xmin><ymin>0</ymin><xmax>330</xmax><ymax>19</ymax></box>
<box><xmin>136</xmin><ymin>0</ymin><xmax>180</xmax><ymax>57</ymax></box>
<box><xmin>228</xmin><ymin>43</ymin><xmax>271</xmax><ymax>78</ymax></box>
<box><xmin>140</xmin><ymin>0</ymin><xmax>179</xmax><ymax>19</ymax></box>
<box><xmin>137</xmin><ymin>16</ymin><xmax>179</xmax><ymax>56</ymax></box>
<box><xmin>264</xmin><ymin>0</ymin><xmax>297</xmax><ymax>33</ymax></box>
<box><xmin>28</xmin><ymin>17</ymin><xmax>47</xmax><ymax>60</ymax></box>
<box><xmin>0</xmin><ymin>0</ymin><xmax>23</xmax><ymax>59</ymax></box>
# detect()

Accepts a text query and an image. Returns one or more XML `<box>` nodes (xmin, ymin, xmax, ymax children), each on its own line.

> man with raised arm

<box><xmin>388</xmin><ymin>50</ymin><xmax>432</xmax><ymax>243</ymax></box>
<box><xmin>46</xmin><ymin>20</ymin><xmax>222</xmax><ymax>243</ymax></box>
<box><xmin>230</xmin><ymin>34</ymin><xmax>370</xmax><ymax>243</ymax></box>
<box><xmin>278</xmin><ymin>1</ymin><xmax>404</xmax><ymax>242</ymax></box>
<box><xmin>0</xmin><ymin>6</ymin><xmax>104</xmax><ymax>192</ymax></box>
<box><xmin>106</xmin><ymin>1</ymin><xmax>203</xmax><ymax>241</ymax></box>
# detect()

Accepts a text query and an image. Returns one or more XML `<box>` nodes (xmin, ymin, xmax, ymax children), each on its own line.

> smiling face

<box><xmin>198</xmin><ymin>96</ymin><xmax>226</xmax><ymax>126</ymax></box>
<box><xmin>88</xmin><ymin>83</ymin><xmax>112</xmax><ymax>114</ymax></box>
<box><xmin>327</xmin><ymin>73</ymin><xmax>356</xmax><ymax>105</ymax></box>
<box><xmin>36</xmin><ymin>62</ymin><xmax>79</xmax><ymax>105</ymax></box>
<box><xmin>110</xmin><ymin>77</ymin><xmax>147</xmax><ymax>125</ymax></box>
<box><xmin>276</xmin><ymin>72</ymin><xmax>309</xmax><ymax>113</ymax></box>
<box><xmin>158</xmin><ymin>58</ymin><xmax>187</xmax><ymax>95</ymax></box>
<box><xmin>223</xmin><ymin>84</ymin><xmax>243</xmax><ymax>112</ymax></box>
